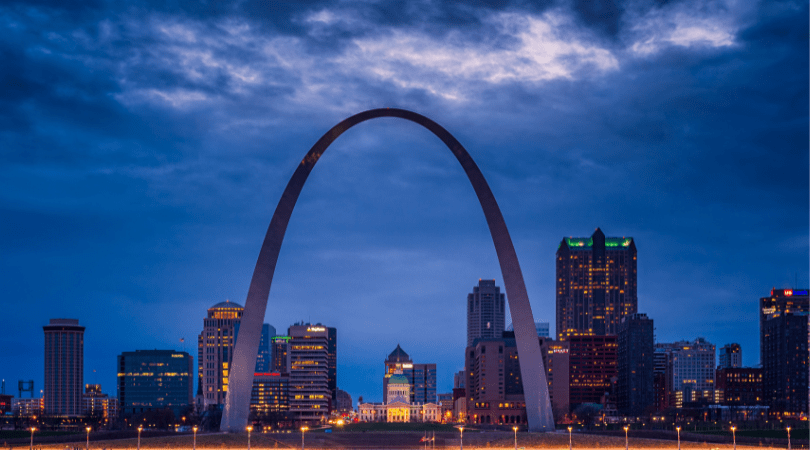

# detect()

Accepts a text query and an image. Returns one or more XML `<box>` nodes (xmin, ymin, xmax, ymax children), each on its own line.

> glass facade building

<box><xmin>117</xmin><ymin>350</ymin><xmax>193</xmax><ymax>417</ymax></box>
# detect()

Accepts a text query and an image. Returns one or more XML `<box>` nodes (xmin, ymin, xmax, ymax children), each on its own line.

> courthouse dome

<box><xmin>388</xmin><ymin>373</ymin><xmax>409</xmax><ymax>385</ymax></box>
<box><xmin>210</xmin><ymin>299</ymin><xmax>244</xmax><ymax>309</ymax></box>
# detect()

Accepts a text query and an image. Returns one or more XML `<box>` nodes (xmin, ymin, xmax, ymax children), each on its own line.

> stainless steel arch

<box><xmin>221</xmin><ymin>108</ymin><xmax>554</xmax><ymax>432</ymax></box>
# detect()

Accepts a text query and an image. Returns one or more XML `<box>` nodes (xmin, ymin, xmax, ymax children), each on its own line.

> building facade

<box><xmin>759</xmin><ymin>288</ymin><xmax>808</xmax><ymax>364</ymax></box>
<box><xmin>271</xmin><ymin>336</ymin><xmax>291</xmax><ymax>374</ymax></box>
<box><xmin>250</xmin><ymin>372</ymin><xmax>289</xmax><ymax>417</ymax></box>
<box><xmin>718</xmin><ymin>343</ymin><xmax>742</xmax><ymax>369</ymax></box>
<box><xmin>198</xmin><ymin>300</ymin><xmax>243</xmax><ymax>407</ymax></box>
<box><xmin>567</xmin><ymin>334</ymin><xmax>618</xmax><ymax>408</ymax></box>
<box><xmin>358</xmin><ymin>372</ymin><xmax>440</xmax><ymax>423</ymax></box>
<box><xmin>762</xmin><ymin>309</ymin><xmax>808</xmax><ymax>417</ymax></box>
<box><xmin>467</xmin><ymin>279</ymin><xmax>506</xmax><ymax>346</ymax></box>
<box><xmin>83</xmin><ymin>384</ymin><xmax>119</xmax><ymax>425</ymax></box>
<box><xmin>412</xmin><ymin>363</ymin><xmax>437</xmax><ymax>404</ymax></box>
<box><xmin>43</xmin><ymin>318</ymin><xmax>85</xmax><ymax>417</ymax></box>
<box><xmin>656</xmin><ymin>338</ymin><xmax>716</xmax><ymax>406</ymax></box>
<box><xmin>255</xmin><ymin>324</ymin><xmax>277</xmax><ymax>373</ymax></box>
<box><xmin>716</xmin><ymin>367</ymin><xmax>763</xmax><ymax>406</ymax></box>
<box><xmin>556</xmin><ymin>228</ymin><xmax>637</xmax><ymax>340</ymax></box>
<box><xmin>117</xmin><ymin>350</ymin><xmax>193</xmax><ymax>417</ymax></box>
<box><xmin>383</xmin><ymin>345</ymin><xmax>412</xmax><ymax>403</ymax></box>
<box><xmin>288</xmin><ymin>323</ymin><xmax>330</xmax><ymax>421</ymax></box>
<box><xmin>617</xmin><ymin>313</ymin><xmax>654</xmax><ymax>416</ymax></box>
<box><xmin>506</xmin><ymin>321</ymin><xmax>550</xmax><ymax>338</ymax></box>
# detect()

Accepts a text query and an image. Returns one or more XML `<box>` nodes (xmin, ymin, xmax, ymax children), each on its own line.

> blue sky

<box><xmin>1</xmin><ymin>0</ymin><xmax>807</xmax><ymax>404</ymax></box>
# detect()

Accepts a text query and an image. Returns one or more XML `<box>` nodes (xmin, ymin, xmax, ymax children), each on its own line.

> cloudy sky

<box><xmin>1</xmin><ymin>0</ymin><xmax>807</xmax><ymax>404</ymax></box>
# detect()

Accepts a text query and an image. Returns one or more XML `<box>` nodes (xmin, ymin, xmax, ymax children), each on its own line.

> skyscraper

<box><xmin>718</xmin><ymin>343</ymin><xmax>742</xmax><ymax>369</ymax></box>
<box><xmin>759</xmin><ymin>288</ymin><xmax>809</xmax><ymax>365</ymax></box>
<box><xmin>288</xmin><ymin>323</ymin><xmax>330</xmax><ymax>421</ymax></box>
<box><xmin>761</xmin><ymin>303</ymin><xmax>808</xmax><ymax>416</ymax></box>
<box><xmin>467</xmin><ymin>279</ymin><xmax>506</xmax><ymax>346</ymax></box>
<box><xmin>271</xmin><ymin>336</ymin><xmax>291</xmax><ymax>374</ymax></box>
<box><xmin>617</xmin><ymin>313</ymin><xmax>653</xmax><ymax>416</ymax></box>
<box><xmin>567</xmin><ymin>334</ymin><xmax>618</xmax><ymax>408</ymax></box>
<box><xmin>255</xmin><ymin>324</ymin><xmax>277</xmax><ymax>373</ymax></box>
<box><xmin>656</xmin><ymin>338</ymin><xmax>716</xmax><ymax>405</ymax></box>
<box><xmin>43</xmin><ymin>319</ymin><xmax>84</xmax><ymax>416</ymax></box>
<box><xmin>198</xmin><ymin>300</ymin><xmax>243</xmax><ymax>407</ymax></box>
<box><xmin>412</xmin><ymin>363</ymin><xmax>437</xmax><ymax>404</ymax></box>
<box><xmin>117</xmin><ymin>350</ymin><xmax>193</xmax><ymax>417</ymax></box>
<box><xmin>556</xmin><ymin>228</ymin><xmax>637</xmax><ymax>340</ymax></box>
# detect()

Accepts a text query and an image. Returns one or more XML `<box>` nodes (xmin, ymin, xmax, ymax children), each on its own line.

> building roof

<box><xmin>386</xmin><ymin>344</ymin><xmax>410</xmax><ymax>362</ymax></box>
<box><xmin>210</xmin><ymin>299</ymin><xmax>244</xmax><ymax>309</ymax></box>
<box><xmin>559</xmin><ymin>228</ymin><xmax>633</xmax><ymax>250</ymax></box>
<box><xmin>388</xmin><ymin>373</ymin><xmax>409</xmax><ymax>385</ymax></box>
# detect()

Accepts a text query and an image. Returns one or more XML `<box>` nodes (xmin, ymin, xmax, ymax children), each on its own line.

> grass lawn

<box><xmin>337</xmin><ymin>422</ymin><xmax>460</xmax><ymax>432</ymax></box>
<box><xmin>0</xmin><ymin>430</ymin><xmax>80</xmax><ymax>439</ymax></box>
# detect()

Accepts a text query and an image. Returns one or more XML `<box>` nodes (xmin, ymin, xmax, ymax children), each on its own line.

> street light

<box><xmin>86</xmin><ymin>426</ymin><xmax>92</xmax><ymax>450</ymax></box>
<box><xmin>247</xmin><ymin>425</ymin><xmax>253</xmax><ymax>450</ymax></box>
<box><xmin>623</xmin><ymin>426</ymin><xmax>629</xmax><ymax>450</ymax></box>
<box><xmin>29</xmin><ymin>427</ymin><xmax>36</xmax><ymax>450</ymax></box>
<box><xmin>193</xmin><ymin>426</ymin><xmax>198</xmax><ymax>450</ymax></box>
<box><xmin>786</xmin><ymin>426</ymin><xmax>791</xmax><ymax>450</ymax></box>
<box><xmin>730</xmin><ymin>426</ymin><xmax>736</xmax><ymax>450</ymax></box>
<box><xmin>137</xmin><ymin>425</ymin><xmax>143</xmax><ymax>450</ymax></box>
<box><xmin>301</xmin><ymin>426</ymin><xmax>309</xmax><ymax>450</ymax></box>
<box><xmin>512</xmin><ymin>426</ymin><xmax>518</xmax><ymax>450</ymax></box>
<box><xmin>458</xmin><ymin>426</ymin><xmax>464</xmax><ymax>450</ymax></box>
<box><xmin>568</xmin><ymin>426</ymin><xmax>573</xmax><ymax>450</ymax></box>
<box><xmin>676</xmin><ymin>426</ymin><xmax>681</xmax><ymax>450</ymax></box>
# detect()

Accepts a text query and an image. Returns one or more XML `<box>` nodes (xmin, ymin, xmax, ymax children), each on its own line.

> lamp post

<box><xmin>786</xmin><ymin>426</ymin><xmax>791</xmax><ymax>450</ymax></box>
<box><xmin>624</xmin><ymin>426</ymin><xmax>629</xmax><ymax>450</ymax></box>
<box><xmin>458</xmin><ymin>426</ymin><xmax>464</xmax><ymax>450</ymax></box>
<box><xmin>730</xmin><ymin>426</ymin><xmax>736</xmax><ymax>450</ymax></box>
<box><xmin>247</xmin><ymin>425</ymin><xmax>253</xmax><ymax>450</ymax></box>
<box><xmin>676</xmin><ymin>426</ymin><xmax>681</xmax><ymax>450</ymax></box>
<box><xmin>568</xmin><ymin>426</ymin><xmax>573</xmax><ymax>450</ymax></box>
<box><xmin>86</xmin><ymin>426</ymin><xmax>91</xmax><ymax>450</ymax></box>
<box><xmin>193</xmin><ymin>426</ymin><xmax>198</xmax><ymax>450</ymax></box>
<box><xmin>29</xmin><ymin>427</ymin><xmax>36</xmax><ymax>450</ymax></box>
<box><xmin>137</xmin><ymin>425</ymin><xmax>143</xmax><ymax>450</ymax></box>
<box><xmin>301</xmin><ymin>426</ymin><xmax>309</xmax><ymax>450</ymax></box>
<box><xmin>512</xmin><ymin>426</ymin><xmax>518</xmax><ymax>450</ymax></box>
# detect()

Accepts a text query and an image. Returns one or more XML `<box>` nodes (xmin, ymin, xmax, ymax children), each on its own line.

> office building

<box><xmin>762</xmin><ymin>306</ymin><xmax>808</xmax><ymax>417</ymax></box>
<box><xmin>617</xmin><ymin>313</ymin><xmax>653</xmax><ymax>416</ymax></box>
<box><xmin>83</xmin><ymin>384</ymin><xmax>119</xmax><ymax>425</ymax></box>
<box><xmin>335</xmin><ymin>389</ymin><xmax>352</xmax><ymax>414</ymax></box>
<box><xmin>652</xmin><ymin>347</ymin><xmax>671</xmax><ymax>411</ymax></box>
<box><xmin>198</xmin><ymin>300</ymin><xmax>243</xmax><ymax>407</ymax></box>
<box><xmin>467</xmin><ymin>279</ymin><xmax>506</xmax><ymax>346</ymax></box>
<box><xmin>326</xmin><ymin>326</ymin><xmax>337</xmax><ymax>402</ymax></box>
<box><xmin>759</xmin><ymin>288</ymin><xmax>809</xmax><ymax>364</ymax></box>
<box><xmin>288</xmin><ymin>323</ymin><xmax>330</xmax><ymax>421</ymax></box>
<box><xmin>255</xmin><ymin>324</ymin><xmax>277</xmax><ymax>373</ymax></box>
<box><xmin>13</xmin><ymin>398</ymin><xmax>43</xmax><ymax>417</ymax></box>
<box><xmin>43</xmin><ymin>318</ymin><xmax>85</xmax><ymax>416</ymax></box>
<box><xmin>412</xmin><ymin>363</ymin><xmax>437</xmax><ymax>404</ymax></box>
<box><xmin>716</xmin><ymin>367</ymin><xmax>762</xmax><ymax>405</ymax></box>
<box><xmin>567</xmin><ymin>334</ymin><xmax>618</xmax><ymax>408</ymax></box>
<box><xmin>271</xmin><ymin>336</ymin><xmax>291</xmax><ymax>374</ymax></box>
<box><xmin>250</xmin><ymin>372</ymin><xmax>289</xmax><ymax>417</ymax></box>
<box><xmin>117</xmin><ymin>350</ymin><xmax>193</xmax><ymax>417</ymax></box>
<box><xmin>718</xmin><ymin>343</ymin><xmax>742</xmax><ymax>369</ymax></box>
<box><xmin>556</xmin><ymin>228</ymin><xmax>637</xmax><ymax>340</ymax></box>
<box><xmin>657</xmin><ymin>338</ymin><xmax>715</xmax><ymax>405</ymax></box>
<box><xmin>506</xmin><ymin>321</ymin><xmax>550</xmax><ymax>338</ymax></box>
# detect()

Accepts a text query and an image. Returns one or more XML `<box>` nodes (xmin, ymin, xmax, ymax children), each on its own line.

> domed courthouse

<box><xmin>358</xmin><ymin>371</ymin><xmax>440</xmax><ymax>422</ymax></box>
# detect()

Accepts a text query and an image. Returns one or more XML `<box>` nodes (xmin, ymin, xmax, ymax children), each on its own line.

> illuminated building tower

<box><xmin>617</xmin><ymin>313</ymin><xmax>653</xmax><ymax>416</ymax></box>
<box><xmin>567</xmin><ymin>334</ymin><xmax>618</xmax><ymax>408</ymax></box>
<box><xmin>759</xmin><ymin>288</ymin><xmax>808</xmax><ymax>364</ymax></box>
<box><xmin>412</xmin><ymin>363</ymin><xmax>437</xmax><ymax>404</ymax></box>
<box><xmin>197</xmin><ymin>300</ymin><xmax>243</xmax><ymax>407</ymax></box>
<box><xmin>556</xmin><ymin>228</ymin><xmax>637</xmax><ymax>340</ymax></box>
<box><xmin>467</xmin><ymin>279</ymin><xmax>506</xmax><ymax>346</ymax></box>
<box><xmin>288</xmin><ymin>323</ymin><xmax>330</xmax><ymax>421</ymax></box>
<box><xmin>718</xmin><ymin>343</ymin><xmax>742</xmax><ymax>369</ymax></box>
<box><xmin>326</xmin><ymin>326</ymin><xmax>337</xmax><ymax>403</ymax></box>
<box><xmin>255</xmin><ymin>324</ymin><xmax>276</xmax><ymax>373</ymax></box>
<box><xmin>383</xmin><ymin>345</ymin><xmax>413</xmax><ymax>403</ymax></box>
<box><xmin>43</xmin><ymin>318</ymin><xmax>84</xmax><ymax>416</ymax></box>
<box><xmin>83</xmin><ymin>384</ymin><xmax>120</xmax><ymax>426</ymax></box>
<box><xmin>762</xmin><ymin>306</ymin><xmax>808</xmax><ymax>417</ymax></box>
<box><xmin>271</xmin><ymin>336</ymin><xmax>291</xmax><ymax>374</ymax></box>
<box><xmin>117</xmin><ymin>350</ymin><xmax>193</xmax><ymax>417</ymax></box>
<box><xmin>250</xmin><ymin>372</ymin><xmax>289</xmax><ymax>417</ymax></box>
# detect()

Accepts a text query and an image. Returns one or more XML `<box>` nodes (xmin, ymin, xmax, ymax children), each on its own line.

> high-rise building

<box><xmin>288</xmin><ymin>323</ymin><xmax>330</xmax><ymax>421</ymax></box>
<box><xmin>718</xmin><ymin>343</ymin><xmax>742</xmax><ymax>369</ymax></box>
<box><xmin>556</xmin><ymin>228</ymin><xmax>637</xmax><ymax>340</ymax></box>
<box><xmin>43</xmin><ymin>318</ymin><xmax>84</xmax><ymax>416</ymax></box>
<box><xmin>467</xmin><ymin>279</ymin><xmax>506</xmax><ymax>346</ymax></box>
<box><xmin>506</xmin><ymin>321</ymin><xmax>550</xmax><ymax>338</ymax></box>
<box><xmin>335</xmin><ymin>389</ymin><xmax>353</xmax><ymax>414</ymax></box>
<box><xmin>271</xmin><ymin>336</ymin><xmax>291</xmax><ymax>374</ymax></box>
<box><xmin>82</xmin><ymin>384</ymin><xmax>119</xmax><ymax>425</ymax></box>
<box><xmin>117</xmin><ymin>350</ymin><xmax>193</xmax><ymax>417</ymax></box>
<box><xmin>198</xmin><ymin>300</ymin><xmax>243</xmax><ymax>407</ymax></box>
<box><xmin>656</xmin><ymin>338</ymin><xmax>715</xmax><ymax>405</ymax></box>
<box><xmin>652</xmin><ymin>346</ymin><xmax>671</xmax><ymax>411</ymax></box>
<box><xmin>326</xmin><ymin>326</ymin><xmax>337</xmax><ymax>403</ymax></box>
<box><xmin>412</xmin><ymin>363</ymin><xmax>437</xmax><ymax>404</ymax></box>
<box><xmin>617</xmin><ymin>313</ymin><xmax>653</xmax><ymax>416</ymax></box>
<box><xmin>567</xmin><ymin>334</ymin><xmax>618</xmax><ymax>408</ymax></box>
<box><xmin>383</xmin><ymin>345</ymin><xmax>413</xmax><ymax>403</ymax></box>
<box><xmin>759</xmin><ymin>288</ymin><xmax>809</xmax><ymax>364</ymax></box>
<box><xmin>255</xmin><ymin>324</ymin><xmax>277</xmax><ymax>373</ymax></box>
<box><xmin>762</xmin><ymin>304</ymin><xmax>808</xmax><ymax>417</ymax></box>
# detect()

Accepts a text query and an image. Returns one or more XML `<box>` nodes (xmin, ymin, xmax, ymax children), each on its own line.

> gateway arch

<box><xmin>221</xmin><ymin>108</ymin><xmax>554</xmax><ymax>432</ymax></box>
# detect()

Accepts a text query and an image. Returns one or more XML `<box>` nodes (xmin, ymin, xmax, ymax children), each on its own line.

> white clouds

<box><xmin>628</xmin><ymin>3</ymin><xmax>739</xmax><ymax>56</ymax></box>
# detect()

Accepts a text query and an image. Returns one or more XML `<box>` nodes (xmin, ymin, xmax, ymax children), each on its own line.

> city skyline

<box><xmin>1</xmin><ymin>0</ymin><xmax>807</xmax><ymax>407</ymax></box>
